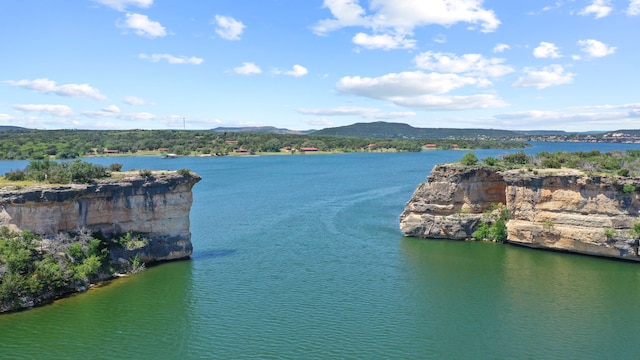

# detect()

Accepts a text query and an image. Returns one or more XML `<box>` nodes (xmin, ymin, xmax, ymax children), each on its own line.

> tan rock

<box><xmin>400</xmin><ymin>165</ymin><xmax>640</xmax><ymax>261</ymax></box>
<box><xmin>0</xmin><ymin>171</ymin><xmax>201</xmax><ymax>262</ymax></box>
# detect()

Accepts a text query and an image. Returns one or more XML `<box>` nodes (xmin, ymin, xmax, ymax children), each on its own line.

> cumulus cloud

<box><xmin>233</xmin><ymin>62</ymin><xmax>262</xmax><ymax>75</ymax></box>
<box><xmin>533</xmin><ymin>42</ymin><xmax>562</xmax><ymax>58</ymax></box>
<box><xmin>7</xmin><ymin>78</ymin><xmax>106</xmax><ymax>100</ymax></box>
<box><xmin>313</xmin><ymin>0</ymin><xmax>499</xmax><ymax>50</ymax></box>
<box><xmin>337</xmin><ymin>71</ymin><xmax>480</xmax><ymax>98</ymax></box>
<box><xmin>493</xmin><ymin>43</ymin><xmax>510</xmax><ymax>53</ymax></box>
<box><xmin>577</xmin><ymin>39</ymin><xmax>616</xmax><ymax>58</ymax></box>
<box><xmin>139</xmin><ymin>53</ymin><xmax>204</xmax><ymax>64</ymax></box>
<box><xmin>579</xmin><ymin>0</ymin><xmax>613</xmax><ymax>18</ymax></box>
<box><xmin>336</xmin><ymin>71</ymin><xmax>507</xmax><ymax>110</ymax></box>
<box><xmin>119</xmin><ymin>13</ymin><xmax>166</xmax><ymax>37</ymax></box>
<box><xmin>123</xmin><ymin>96</ymin><xmax>148</xmax><ymax>105</ymax></box>
<box><xmin>296</xmin><ymin>106</ymin><xmax>415</xmax><ymax>119</ymax></box>
<box><xmin>274</xmin><ymin>64</ymin><xmax>309</xmax><ymax>77</ymax></box>
<box><xmin>93</xmin><ymin>0</ymin><xmax>152</xmax><ymax>11</ymax></box>
<box><xmin>413</xmin><ymin>51</ymin><xmax>514</xmax><ymax>78</ymax></box>
<box><xmin>629</xmin><ymin>0</ymin><xmax>640</xmax><ymax>15</ymax></box>
<box><xmin>512</xmin><ymin>64</ymin><xmax>575</xmax><ymax>89</ymax></box>
<box><xmin>352</xmin><ymin>32</ymin><xmax>416</xmax><ymax>50</ymax></box>
<box><xmin>13</xmin><ymin>104</ymin><xmax>74</xmax><ymax>117</ymax></box>
<box><xmin>214</xmin><ymin>15</ymin><xmax>245</xmax><ymax>40</ymax></box>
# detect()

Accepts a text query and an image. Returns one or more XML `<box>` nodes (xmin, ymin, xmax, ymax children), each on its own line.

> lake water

<box><xmin>2</xmin><ymin>142</ymin><xmax>640</xmax><ymax>359</ymax></box>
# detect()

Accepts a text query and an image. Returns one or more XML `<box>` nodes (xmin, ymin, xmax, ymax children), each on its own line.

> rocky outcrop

<box><xmin>400</xmin><ymin>164</ymin><xmax>640</xmax><ymax>261</ymax></box>
<box><xmin>0</xmin><ymin>171</ymin><xmax>201</xmax><ymax>262</ymax></box>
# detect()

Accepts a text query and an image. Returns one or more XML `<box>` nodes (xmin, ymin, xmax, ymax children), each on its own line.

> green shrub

<box><xmin>108</xmin><ymin>163</ymin><xmax>123</xmax><ymax>172</ymax></box>
<box><xmin>482</xmin><ymin>157</ymin><xmax>500</xmax><ymax>166</ymax></box>
<box><xmin>460</xmin><ymin>152</ymin><xmax>478</xmax><ymax>166</ymax></box>
<box><xmin>139</xmin><ymin>169</ymin><xmax>153</xmax><ymax>177</ymax></box>
<box><xmin>623</xmin><ymin>184</ymin><xmax>636</xmax><ymax>194</ymax></box>
<box><xmin>177</xmin><ymin>168</ymin><xmax>191</xmax><ymax>176</ymax></box>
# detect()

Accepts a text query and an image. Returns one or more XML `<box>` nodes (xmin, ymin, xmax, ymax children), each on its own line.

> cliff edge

<box><xmin>400</xmin><ymin>164</ymin><xmax>640</xmax><ymax>261</ymax></box>
<box><xmin>0</xmin><ymin>170</ymin><xmax>201</xmax><ymax>262</ymax></box>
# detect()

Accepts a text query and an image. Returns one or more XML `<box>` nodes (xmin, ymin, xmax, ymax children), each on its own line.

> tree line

<box><xmin>0</xmin><ymin>129</ymin><xmax>529</xmax><ymax>160</ymax></box>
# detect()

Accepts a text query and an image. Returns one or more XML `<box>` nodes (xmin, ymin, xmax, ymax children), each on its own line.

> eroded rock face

<box><xmin>0</xmin><ymin>171</ymin><xmax>201</xmax><ymax>262</ymax></box>
<box><xmin>399</xmin><ymin>165</ymin><xmax>506</xmax><ymax>239</ymax></box>
<box><xmin>400</xmin><ymin>165</ymin><xmax>640</xmax><ymax>261</ymax></box>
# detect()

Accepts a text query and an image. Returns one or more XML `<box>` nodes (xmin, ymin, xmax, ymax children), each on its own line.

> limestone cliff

<box><xmin>400</xmin><ymin>164</ymin><xmax>640</xmax><ymax>261</ymax></box>
<box><xmin>0</xmin><ymin>171</ymin><xmax>201</xmax><ymax>262</ymax></box>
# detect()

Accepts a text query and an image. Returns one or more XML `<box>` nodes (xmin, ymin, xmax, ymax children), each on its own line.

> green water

<box><xmin>1</xmin><ymin>144</ymin><xmax>640</xmax><ymax>359</ymax></box>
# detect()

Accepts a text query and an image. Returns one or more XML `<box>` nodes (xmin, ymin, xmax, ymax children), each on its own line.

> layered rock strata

<box><xmin>400</xmin><ymin>164</ymin><xmax>640</xmax><ymax>261</ymax></box>
<box><xmin>0</xmin><ymin>171</ymin><xmax>201</xmax><ymax>262</ymax></box>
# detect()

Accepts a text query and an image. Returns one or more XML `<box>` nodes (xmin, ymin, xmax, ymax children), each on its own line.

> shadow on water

<box><xmin>190</xmin><ymin>248</ymin><xmax>238</xmax><ymax>261</ymax></box>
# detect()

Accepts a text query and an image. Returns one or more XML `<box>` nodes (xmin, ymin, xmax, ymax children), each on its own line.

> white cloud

<box><xmin>214</xmin><ymin>15</ymin><xmax>245</xmax><ymax>41</ymax></box>
<box><xmin>629</xmin><ymin>0</ymin><xmax>640</xmax><ymax>15</ymax></box>
<box><xmin>119</xmin><ymin>13</ymin><xmax>166</xmax><ymax>38</ymax></box>
<box><xmin>533</xmin><ymin>42</ymin><xmax>562</xmax><ymax>58</ymax></box>
<box><xmin>296</xmin><ymin>106</ymin><xmax>415</xmax><ymax>119</ymax></box>
<box><xmin>13</xmin><ymin>104</ymin><xmax>74</xmax><ymax>117</ymax></box>
<box><xmin>579</xmin><ymin>0</ymin><xmax>613</xmax><ymax>18</ymax></box>
<box><xmin>233</xmin><ymin>62</ymin><xmax>262</xmax><ymax>75</ymax></box>
<box><xmin>413</xmin><ymin>51</ymin><xmax>514</xmax><ymax>78</ymax></box>
<box><xmin>7</xmin><ymin>78</ymin><xmax>106</xmax><ymax>100</ymax></box>
<box><xmin>274</xmin><ymin>64</ymin><xmax>309</xmax><ymax>77</ymax></box>
<box><xmin>314</xmin><ymin>0</ymin><xmax>500</xmax><ymax>34</ymax></box>
<box><xmin>139</xmin><ymin>53</ymin><xmax>204</xmax><ymax>64</ymax></box>
<box><xmin>512</xmin><ymin>65</ymin><xmax>575</xmax><ymax>89</ymax></box>
<box><xmin>433</xmin><ymin>34</ymin><xmax>447</xmax><ymax>44</ymax></box>
<box><xmin>337</xmin><ymin>71</ymin><xmax>480</xmax><ymax>98</ymax></box>
<box><xmin>123</xmin><ymin>96</ymin><xmax>148</xmax><ymax>105</ymax></box>
<box><xmin>93</xmin><ymin>0</ymin><xmax>152</xmax><ymax>11</ymax></box>
<box><xmin>493</xmin><ymin>43</ymin><xmax>510</xmax><ymax>53</ymax></box>
<box><xmin>336</xmin><ymin>71</ymin><xmax>506</xmax><ymax>110</ymax></box>
<box><xmin>577</xmin><ymin>39</ymin><xmax>616</xmax><ymax>58</ymax></box>
<box><xmin>388</xmin><ymin>94</ymin><xmax>507</xmax><ymax>110</ymax></box>
<box><xmin>352</xmin><ymin>32</ymin><xmax>416</xmax><ymax>50</ymax></box>
<box><xmin>313</xmin><ymin>0</ymin><xmax>499</xmax><ymax>51</ymax></box>
<box><xmin>102</xmin><ymin>105</ymin><xmax>121</xmax><ymax>113</ymax></box>
<box><xmin>0</xmin><ymin>114</ymin><xmax>14</xmax><ymax>122</ymax></box>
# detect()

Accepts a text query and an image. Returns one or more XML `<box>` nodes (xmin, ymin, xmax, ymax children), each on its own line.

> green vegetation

<box><xmin>4</xmin><ymin>159</ymin><xmax>111</xmax><ymax>184</ymax></box>
<box><xmin>0</xmin><ymin>227</ymin><xmax>150</xmax><ymax>312</ymax></box>
<box><xmin>0</xmin><ymin>129</ymin><xmax>529</xmax><ymax>160</ymax></box>
<box><xmin>460</xmin><ymin>152</ymin><xmax>478</xmax><ymax>166</ymax></box>
<box><xmin>470</xmin><ymin>149</ymin><xmax>640</xmax><ymax>177</ymax></box>
<box><xmin>472</xmin><ymin>204</ymin><xmax>510</xmax><ymax>242</ymax></box>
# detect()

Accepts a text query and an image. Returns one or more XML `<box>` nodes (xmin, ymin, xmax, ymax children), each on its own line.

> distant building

<box><xmin>425</xmin><ymin>144</ymin><xmax>437</xmax><ymax>149</ymax></box>
<box><xmin>104</xmin><ymin>149</ymin><xmax>119</xmax><ymax>154</ymax></box>
<box><xmin>300</xmin><ymin>147</ymin><xmax>318</xmax><ymax>152</ymax></box>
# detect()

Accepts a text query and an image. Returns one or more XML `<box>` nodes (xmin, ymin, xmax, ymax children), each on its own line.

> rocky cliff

<box><xmin>0</xmin><ymin>171</ymin><xmax>201</xmax><ymax>262</ymax></box>
<box><xmin>400</xmin><ymin>164</ymin><xmax>640</xmax><ymax>261</ymax></box>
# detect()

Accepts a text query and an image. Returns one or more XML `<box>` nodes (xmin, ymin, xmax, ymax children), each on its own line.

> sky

<box><xmin>1</xmin><ymin>0</ymin><xmax>639</xmax><ymax>132</ymax></box>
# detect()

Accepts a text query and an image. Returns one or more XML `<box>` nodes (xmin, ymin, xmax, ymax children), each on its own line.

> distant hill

<box><xmin>311</xmin><ymin>121</ymin><xmax>521</xmax><ymax>139</ymax></box>
<box><xmin>211</xmin><ymin>126</ymin><xmax>313</xmax><ymax>135</ymax></box>
<box><xmin>0</xmin><ymin>126</ymin><xmax>28</xmax><ymax>131</ymax></box>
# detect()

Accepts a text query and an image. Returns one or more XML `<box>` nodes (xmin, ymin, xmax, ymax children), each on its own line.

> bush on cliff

<box><xmin>472</xmin><ymin>204</ymin><xmax>509</xmax><ymax>242</ymax></box>
<box><xmin>4</xmin><ymin>159</ymin><xmax>111</xmax><ymax>184</ymax></box>
<box><xmin>0</xmin><ymin>227</ymin><xmax>150</xmax><ymax>313</ymax></box>
<box><xmin>460</xmin><ymin>152</ymin><xmax>478</xmax><ymax>166</ymax></box>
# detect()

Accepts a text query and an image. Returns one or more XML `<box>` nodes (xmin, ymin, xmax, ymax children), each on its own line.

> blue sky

<box><xmin>1</xmin><ymin>0</ymin><xmax>639</xmax><ymax>131</ymax></box>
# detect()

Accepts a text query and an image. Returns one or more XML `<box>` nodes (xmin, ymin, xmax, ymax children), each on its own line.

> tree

<box><xmin>460</xmin><ymin>152</ymin><xmax>478</xmax><ymax>166</ymax></box>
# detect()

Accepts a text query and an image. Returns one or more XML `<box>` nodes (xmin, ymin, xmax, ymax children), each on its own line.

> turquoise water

<box><xmin>1</xmin><ymin>143</ymin><xmax>640</xmax><ymax>359</ymax></box>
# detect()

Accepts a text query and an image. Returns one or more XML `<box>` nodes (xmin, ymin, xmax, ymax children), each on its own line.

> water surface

<box><xmin>1</xmin><ymin>144</ymin><xmax>640</xmax><ymax>359</ymax></box>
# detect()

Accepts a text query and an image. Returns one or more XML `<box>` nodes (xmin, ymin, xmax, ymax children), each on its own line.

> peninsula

<box><xmin>400</xmin><ymin>150</ymin><xmax>640</xmax><ymax>261</ymax></box>
<box><xmin>0</xmin><ymin>164</ymin><xmax>201</xmax><ymax>313</ymax></box>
